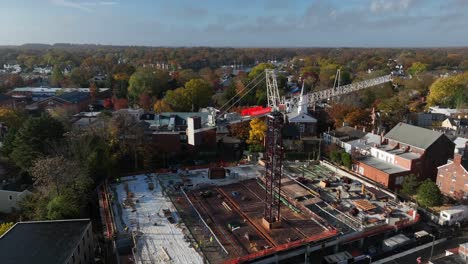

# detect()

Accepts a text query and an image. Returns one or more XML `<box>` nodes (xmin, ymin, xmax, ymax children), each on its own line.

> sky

<box><xmin>0</xmin><ymin>0</ymin><xmax>467</xmax><ymax>47</ymax></box>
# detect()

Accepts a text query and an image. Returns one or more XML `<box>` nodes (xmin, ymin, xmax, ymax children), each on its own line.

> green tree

<box><xmin>10</xmin><ymin>115</ymin><xmax>65</xmax><ymax>171</ymax></box>
<box><xmin>177</xmin><ymin>69</ymin><xmax>199</xmax><ymax>86</ymax></box>
<box><xmin>417</xmin><ymin>179</ymin><xmax>443</xmax><ymax>207</ymax></box>
<box><xmin>128</xmin><ymin>68</ymin><xmax>169</xmax><ymax>102</ymax></box>
<box><xmin>400</xmin><ymin>174</ymin><xmax>419</xmax><ymax>196</ymax></box>
<box><xmin>50</xmin><ymin>66</ymin><xmax>64</xmax><ymax>87</ymax></box>
<box><xmin>427</xmin><ymin>72</ymin><xmax>468</xmax><ymax>108</ymax></box>
<box><xmin>0</xmin><ymin>222</ymin><xmax>14</xmax><ymax>236</ymax></box>
<box><xmin>407</xmin><ymin>62</ymin><xmax>428</xmax><ymax>76</ymax></box>
<box><xmin>165</xmin><ymin>78</ymin><xmax>213</xmax><ymax>111</ymax></box>
<box><xmin>330</xmin><ymin>150</ymin><xmax>342</xmax><ymax>164</ymax></box>
<box><xmin>341</xmin><ymin>152</ymin><xmax>352</xmax><ymax>169</ymax></box>
<box><xmin>248</xmin><ymin>63</ymin><xmax>274</xmax><ymax>80</ymax></box>
<box><xmin>46</xmin><ymin>194</ymin><xmax>80</xmax><ymax>220</ymax></box>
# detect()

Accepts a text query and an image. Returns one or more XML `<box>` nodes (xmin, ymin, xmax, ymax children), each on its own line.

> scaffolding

<box><xmin>263</xmin><ymin>111</ymin><xmax>284</xmax><ymax>225</ymax></box>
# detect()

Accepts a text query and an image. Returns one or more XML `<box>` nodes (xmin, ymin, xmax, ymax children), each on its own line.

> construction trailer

<box><xmin>439</xmin><ymin>205</ymin><xmax>468</xmax><ymax>226</ymax></box>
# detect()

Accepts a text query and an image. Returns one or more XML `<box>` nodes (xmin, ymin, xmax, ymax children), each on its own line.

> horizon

<box><xmin>0</xmin><ymin>0</ymin><xmax>467</xmax><ymax>47</ymax></box>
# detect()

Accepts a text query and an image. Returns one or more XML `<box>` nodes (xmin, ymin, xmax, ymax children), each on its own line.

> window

<box><xmin>452</xmin><ymin>174</ymin><xmax>457</xmax><ymax>181</ymax></box>
<box><xmin>8</xmin><ymin>195</ymin><xmax>12</xmax><ymax>200</ymax></box>
<box><xmin>450</xmin><ymin>186</ymin><xmax>455</xmax><ymax>193</ymax></box>
<box><xmin>299</xmin><ymin>124</ymin><xmax>305</xmax><ymax>133</ymax></box>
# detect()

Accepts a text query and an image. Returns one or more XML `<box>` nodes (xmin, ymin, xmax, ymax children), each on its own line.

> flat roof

<box><xmin>359</xmin><ymin>156</ymin><xmax>409</xmax><ymax>174</ymax></box>
<box><xmin>0</xmin><ymin>219</ymin><xmax>90</xmax><ymax>264</ymax></box>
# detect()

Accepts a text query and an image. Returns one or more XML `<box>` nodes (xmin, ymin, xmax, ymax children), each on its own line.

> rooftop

<box><xmin>359</xmin><ymin>156</ymin><xmax>409</xmax><ymax>174</ymax></box>
<box><xmin>385</xmin><ymin>122</ymin><xmax>445</xmax><ymax>150</ymax></box>
<box><xmin>327</xmin><ymin>126</ymin><xmax>367</xmax><ymax>141</ymax></box>
<box><xmin>0</xmin><ymin>219</ymin><xmax>90</xmax><ymax>264</ymax></box>
<box><xmin>430</xmin><ymin>254</ymin><xmax>467</xmax><ymax>264</ymax></box>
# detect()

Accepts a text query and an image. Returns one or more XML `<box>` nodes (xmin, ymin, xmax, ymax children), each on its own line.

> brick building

<box><xmin>351</xmin><ymin>123</ymin><xmax>454</xmax><ymax>190</ymax></box>
<box><xmin>26</xmin><ymin>91</ymin><xmax>91</xmax><ymax>114</ymax></box>
<box><xmin>436</xmin><ymin>142</ymin><xmax>468</xmax><ymax>198</ymax></box>
<box><xmin>0</xmin><ymin>219</ymin><xmax>94</xmax><ymax>264</ymax></box>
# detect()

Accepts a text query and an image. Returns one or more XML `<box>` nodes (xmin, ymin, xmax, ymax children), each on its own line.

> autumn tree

<box><xmin>0</xmin><ymin>222</ymin><xmax>13</xmax><ymax>236</ymax></box>
<box><xmin>50</xmin><ymin>66</ymin><xmax>64</xmax><ymax>87</ymax></box>
<box><xmin>128</xmin><ymin>68</ymin><xmax>169</xmax><ymax>102</ymax></box>
<box><xmin>165</xmin><ymin>78</ymin><xmax>213</xmax><ymax>111</ymax></box>
<box><xmin>138</xmin><ymin>92</ymin><xmax>152</xmax><ymax>111</ymax></box>
<box><xmin>89</xmin><ymin>82</ymin><xmax>98</xmax><ymax>102</ymax></box>
<box><xmin>407</xmin><ymin>62</ymin><xmax>428</xmax><ymax>76</ymax></box>
<box><xmin>112</xmin><ymin>97</ymin><xmax>128</xmax><ymax>110</ymax></box>
<box><xmin>30</xmin><ymin>156</ymin><xmax>91</xmax><ymax>197</ymax></box>
<box><xmin>177</xmin><ymin>69</ymin><xmax>199</xmax><ymax>86</ymax></box>
<box><xmin>427</xmin><ymin>72</ymin><xmax>468</xmax><ymax>108</ymax></box>
<box><xmin>229</xmin><ymin>122</ymin><xmax>250</xmax><ymax>141</ymax></box>
<box><xmin>247</xmin><ymin>118</ymin><xmax>267</xmax><ymax>151</ymax></box>
<box><xmin>153</xmin><ymin>99</ymin><xmax>173</xmax><ymax>113</ymax></box>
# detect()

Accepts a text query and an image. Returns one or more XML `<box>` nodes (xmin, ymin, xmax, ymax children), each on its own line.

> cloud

<box><xmin>50</xmin><ymin>0</ymin><xmax>117</xmax><ymax>11</ymax></box>
<box><xmin>370</xmin><ymin>0</ymin><xmax>415</xmax><ymax>13</ymax></box>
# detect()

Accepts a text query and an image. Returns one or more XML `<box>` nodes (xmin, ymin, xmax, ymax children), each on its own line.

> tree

<box><xmin>400</xmin><ymin>174</ymin><xmax>419</xmax><ymax>196</ymax></box>
<box><xmin>341</xmin><ymin>152</ymin><xmax>352</xmax><ymax>169</ymax></box>
<box><xmin>246</xmin><ymin>118</ymin><xmax>267</xmax><ymax>148</ymax></box>
<box><xmin>407</xmin><ymin>62</ymin><xmax>428</xmax><ymax>76</ymax></box>
<box><xmin>10</xmin><ymin>115</ymin><xmax>65</xmax><ymax>170</ymax></box>
<box><xmin>138</xmin><ymin>92</ymin><xmax>152</xmax><ymax>111</ymax></box>
<box><xmin>165</xmin><ymin>78</ymin><xmax>213</xmax><ymax>111</ymax></box>
<box><xmin>0</xmin><ymin>222</ymin><xmax>14</xmax><ymax>236</ymax></box>
<box><xmin>153</xmin><ymin>99</ymin><xmax>173</xmax><ymax>113</ymax></box>
<box><xmin>177</xmin><ymin>69</ymin><xmax>199</xmax><ymax>86</ymax></box>
<box><xmin>330</xmin><ymin>150</ymin><xmax>342</xmax><ymax>164</ymax></box>
<box><xmin>248</xmin><ymin>63</ymin><xmax>274</xmax><ymax>79</ymax></box>
<box><xmin>113</xmin><ymin>97</ymin><xmax>128</xmax><ymax>110</ymax></box>
<box><xmin>128</xmin><ymin>68</ymin><xmax>169</xmax><ymax>102</ymax></box>
<box><xmin>229</xmin><ymin>122</ymin><xmax>250</xmax><ymax>141</ymax></box>
<box><xmin>50</xmin><ymin>66</ymin><xmax>64</xmax><ymax>87</ymax></box>
<box><xmin>46</xmin><ymin>194</ymin><xmax>80</xmax><ymax>220</ymax></box>
<box><xmin>0</xmin><ymin>107</ymin><xmax>24</xmax><ymax>129</ymax></box>
<box><xmin>417</xmin><ymin>179</ymin><xmax>443</xmax><ymax>207</ymax></box>
<box><xmin>427</xmin><ymin>72</ymin><xmax>468</xmax><ymax>108</ymax></box>
<box><xmin>89</xmin><ymin>82</ymin><xmax>98</xmax><ymax>102</ymax></box>
<box><xmin>30</xmin><ymin>156</ymin><xmax>91</xmax><ymax>197</ymax></box>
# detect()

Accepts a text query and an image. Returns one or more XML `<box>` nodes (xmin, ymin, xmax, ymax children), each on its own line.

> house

<box><xmin>10</xmin><ymin>87</ymin><xmax>110</xmax><ymax>101</ymax></box>
<box><xmin>285</xmin><ymin>83</ymin><xmax>317</xmax><ymax>138</ymax></box>
<box><xmin>441</xmin><ymin>118</ymin><xmax>468</xmax><ymax>131</ymax></box>
<box><xmin>0</xmin><ymin>219</ymin><xmax>94</xmax><ymax>264</ymax></box>
<box><xmin>407</xmin><ymin>112</ymin><xmax>446</xmax><ymax>128</ymax></box>
<box><xmin>323</xmin><ymin>126</ymin><xmax>380</xmax><ymax>154</ymax></box>
<box><xmin>0</xmin><ymin>94</ymin><xmax>16</xmax><ymax>108</ymax></box>
<box><xmin>0</xmin><ymin>189</ymin><xmax>31</xmax><ymax>213</ymax></box>
<box><xmin>429</xmin><ymin>242</ymin><xmax>468</xmax><ymax>264</ymax></box>
<box><xmin>334</xmin><ymin>123</ymin><xmax>454</xmax><ymax>190</ymax></box>
<box><xmin>436</xmin><ymin>142</ymin><xmax>468</xmax><ymax>198</ymax></box>
<box><xmin>26</xmin><ymin>91</ymin><xmax>91</xmax><ymax>114</ymax></box>
<box><xmin>429</xmin><ymin>106</ymin><xmax>468</xmax><ymax>119</ymax></box>
<box><xmin>144</xmin><ymin>112</ymin><xmax>216</xmax><ymax>155</ymax></box>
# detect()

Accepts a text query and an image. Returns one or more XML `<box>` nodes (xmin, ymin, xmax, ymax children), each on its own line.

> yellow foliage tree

<box><xmin>0</xmin><ymin>108</ymin><xmax>23</xmax><ymax>129</ymax></box>
<box><xmin>246</xmin><ymin>118</ymin><xmax>267</xmax><ymax>146</ymax></box>
<box><xmin>153</xmin><ymin>99</ymin><xmax>173</xmax><ymax>113</ymax></box>
<box><xmin>427</xmin><ymin>72</ymin><xmax>468</xmax><ymax>108</ymax></box>
<box><xmin>0</xmin><ymin>222</ymin><xmax>14</xmax><ymax>236</ymax></box>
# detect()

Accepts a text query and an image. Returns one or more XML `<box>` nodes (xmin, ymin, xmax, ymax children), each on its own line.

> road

<box><xmin>383</xmin><ymin>235</ymin><xmax>468</xmax><ymax>263</ymax></box>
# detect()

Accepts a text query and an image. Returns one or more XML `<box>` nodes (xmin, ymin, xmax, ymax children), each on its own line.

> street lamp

<box><xmin>429</xmin><ymin>233</ymin><xmax>436</xmax><ymax>261</ymax></box>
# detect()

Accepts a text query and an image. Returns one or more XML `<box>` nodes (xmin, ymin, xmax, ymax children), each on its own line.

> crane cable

<box><xmin>217</xmin><ymin>72</ymin><xmax>266</xmax><ymax>114</ymax></box>
<box><xmin>219</xmin><ymin>75</ymin><xmax>266</xmax><ymax>117</ymax></box>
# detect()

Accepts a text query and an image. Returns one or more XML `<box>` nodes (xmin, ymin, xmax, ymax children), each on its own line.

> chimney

<box><xmin>380</xmin><ymin>131</ymin><xmax>385</xmax><ymax>145</ymax></box>
<box><xmin>456</xmin><ymin>142</ymin><xmax>468</xmax><ymax>164</ymax></box>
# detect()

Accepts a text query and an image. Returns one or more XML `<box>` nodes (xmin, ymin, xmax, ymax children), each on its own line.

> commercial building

<box><xmin>0</xmin><ymin>219</ymin><xmax>94</xmax><ymax>264</ymax></box>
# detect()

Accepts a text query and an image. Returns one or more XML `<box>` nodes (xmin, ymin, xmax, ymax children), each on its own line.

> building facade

<box><xmin>436</xmin><ymin>143</ymin><xmax>468</xmax><ymax>198</ymax></box>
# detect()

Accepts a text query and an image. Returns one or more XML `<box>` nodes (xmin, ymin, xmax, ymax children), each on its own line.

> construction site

<box><xmin>97</xmin><ymin>70</ymin><xmax>421</xmax><ymax>263</ymax></box>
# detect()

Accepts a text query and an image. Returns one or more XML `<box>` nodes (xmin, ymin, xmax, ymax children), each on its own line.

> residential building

<box><xmin>0</xmin><ymin>189</ymin><xmax>31</xmax><ymax>213</ymax></box>
<box><xmin>10</xmin><ymin>87</ymin><xmax>110</xmax><ymax>101</ymax></box>
<box><xmin>407</xmin><ymin>112</ymin><xmax>446</xmax><ymax>128</ymax></box>
<box><xmin>285</xmin><ymin>84</ymin><xmax>317</xmax><ymax>138</ymax></box>
<box><xmin>429</xmin><ymin>106</ymin><xmax>468</xmax><ymax>119</ymax></box>
<box><xmin>0</xmin><ymin>219</ymin><xmax>94</xmax><ymax>264</ymax></box>
<box><xmin>0</xmin><ymin>94</ymin><xmax>16</xmax><ymax>108</ymax></box>
<box><xmin>26</xmin><ymin>91</ymin><xmax>91</xmax><ymax>114</ymax></box>
<box><xmin>436</xmin><ymin>142</ymin><xmax>468</xmax><ymax>198</ymax></box>
<box><xmin>144</xmin><ymin>111</ymin><xmax>216</xmax><ymax>155</ymax></box>
<box><xmin>354</xmin><ymin>123</ymin><xmax>454</xmax><ymax>189</ymax></box>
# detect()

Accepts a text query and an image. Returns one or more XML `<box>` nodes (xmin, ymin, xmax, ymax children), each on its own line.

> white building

<box><xmin>0</xmin><ymin>189</ymin><xmax>31</xmax><ymax>213</ymax></box>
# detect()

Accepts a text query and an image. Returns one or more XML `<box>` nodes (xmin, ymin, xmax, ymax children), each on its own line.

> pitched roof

<box><xmin>57</xmin><ymin>91</ymin><xmax>90</xmax><ymax>103</ymax></box>
<box><xmin>0</xmin><ymin>219</ymin><xmax>90</xmax><ymax>264</ymax></box>
<box><xmin>385</xmin><ymin>122</ymin><xmax>445</xmax><ymax>150</ymax></box>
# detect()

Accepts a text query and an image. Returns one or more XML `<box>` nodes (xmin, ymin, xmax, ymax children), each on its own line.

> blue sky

<box><xmin>0</xmin><ymin>0</ymin><xmax>467</xmax><ymax>47</ymax></box>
